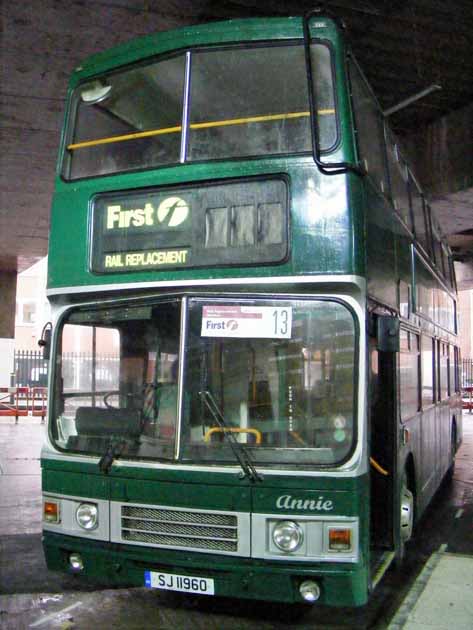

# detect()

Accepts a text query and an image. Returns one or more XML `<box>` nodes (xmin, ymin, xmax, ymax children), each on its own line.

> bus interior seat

<box><xmin>74</xmin><ymin>406</ymin><xmax>141</xmax><ymax>437</ymax></box>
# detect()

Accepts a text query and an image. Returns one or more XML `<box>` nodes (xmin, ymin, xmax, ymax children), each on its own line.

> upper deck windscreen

<box><xmin>64</xmin><ymin>42</ymin><xmax>336</xmax><ymax>180</ymax></box>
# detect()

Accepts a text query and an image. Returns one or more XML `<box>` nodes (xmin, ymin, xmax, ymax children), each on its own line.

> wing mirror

<box><xmin>38</xmin><ymin>322</ymin><xmax>53</xmax><ymax>360</ymax></box>
<box><xmin>376</xmin><ymin>316</ymin><xmax>400</xmax><ymax>353</ymax></box>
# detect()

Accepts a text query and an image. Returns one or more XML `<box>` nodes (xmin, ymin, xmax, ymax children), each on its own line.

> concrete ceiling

<box><xmin>2</xmin><ymin>0</ymin><xmax>473</xmax><ymax>280</ymax></box>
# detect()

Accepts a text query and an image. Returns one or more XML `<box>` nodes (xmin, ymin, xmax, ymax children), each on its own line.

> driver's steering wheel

<box><xmin>103</xmin><ymin>391</ymin><xmax>119</xmax><ymax>409</ymax></box>
<box><xmin>103</xmin><ymin>391</ymin><xmax>144</xmax><ymax>409</ymax></box>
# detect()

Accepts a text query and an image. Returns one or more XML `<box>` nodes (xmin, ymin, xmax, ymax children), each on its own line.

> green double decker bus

<box><xmin>41</xmin><ymin>9</ymin><xmax>462</xmax><ymax>607</ymax></box>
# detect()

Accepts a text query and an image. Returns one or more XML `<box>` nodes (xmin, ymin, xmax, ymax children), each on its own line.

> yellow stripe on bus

<box><xmin>67</xmin><ymin>125</ymin><xmax>182</xmax><ymax>150</ymax></box>
<box><xmin>190</xmin><ymin>111</ymin><xmax>311</xmax><ymax>130</ymax></box>
<box><xmin>67</xmin><ymin>109</ymin><xmax>335</xmax><ymax>151</ymax></box>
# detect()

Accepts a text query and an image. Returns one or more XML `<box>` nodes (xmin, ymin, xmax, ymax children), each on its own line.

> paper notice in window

<box><xmin>201</xmin><ymin>305</ymin><xmax>292</xmax><ymax>339</ymax></box>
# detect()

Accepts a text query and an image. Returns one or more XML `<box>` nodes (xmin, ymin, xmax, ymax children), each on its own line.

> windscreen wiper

<box><xmin>98</xmin><ymin>438</ymin><xmax>127</xmax><ymax>474</ymax></box>
<box><xmin>200</xmin><ymin>390</ymin><xmax>263</xmax><ymax>483</ymax></box>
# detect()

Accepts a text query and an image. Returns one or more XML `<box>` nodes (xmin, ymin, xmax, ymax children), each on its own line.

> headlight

<box><xmin>76</xmin><ymin>503</ymin><xmax>98</xmax><ymax>530</ymax></box>
<box><xmin>272</xmin><ymin>520</ymin><xmax>303</xmax><ymax>552</ymax></box>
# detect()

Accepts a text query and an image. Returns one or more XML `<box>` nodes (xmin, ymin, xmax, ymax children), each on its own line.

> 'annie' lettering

<box><xmin>276</xmin><ymin>494</ymin><xmax>334</xmax><ymax>512</ymax></box>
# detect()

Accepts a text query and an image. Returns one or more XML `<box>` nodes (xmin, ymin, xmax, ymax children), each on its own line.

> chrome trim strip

<box><xmin>123</xmin><ymin>517</ymin><xmax>237</xmax><ymax>531</ymax></box>
<box><xmin>252</xmin><ymin>512</ymin><xmax>359</xmax><ymax>563</ymax></box>
<box><xmin>41</xmin><ymin>450</ymin><xmax>365</xmax><ymax>479</ymax></box>
<box><xmin>47</xmin><ymin>274</ymin><xmax>366</xmax><ymax>297</ymax></box>
<box><xmin>179</xmin><ymin>51</ymin><xmax>192</xmax><ymax>163</ymax></box>
<box><xmin>42</xmin><ymin>492</ymin><xmax>110</xmax><ymax>541</ymax></box>
<box><xmin>175</xmin><ymin>296</ymin><xmax>187</xmax><ymax>458</ymax></box>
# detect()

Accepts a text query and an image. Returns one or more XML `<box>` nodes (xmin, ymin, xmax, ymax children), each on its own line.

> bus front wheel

<box><xmin>400</xmin><ymin>475</ymin><xmax>414</xmax><ymax>543</ymax></box>
<box><xmin>445</xmin><ymin>424</ymin><xmax>457</xmax><ymax>483</ymax></box>
<box><xmin>394</xmin><ymin>471</ymin><xmax>415</xmax><ymax>571</ymax></box>
<box><xmin>395</xmin><ymin>471</ymin><xmax>415</xmax><ymax>566</ymax></box>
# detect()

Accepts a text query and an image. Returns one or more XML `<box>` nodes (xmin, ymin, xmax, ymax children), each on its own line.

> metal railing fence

<box><xmin>462</xmin><ymin>358</ymin><xmax>473</xmax><ymax>389</ymax></box>
<box><xmin>14</xmin><ymin>350</ymin><xmax>119</xmax><ymax>390</ymax></box>
<box><xmin>14</xmin><ymin>350</ymin><xmax>473</xmax><ymax>397</ymax></box>
<box><xmin>14</xmin><ymin>350</ymin><xmax>48</xmax><ymax>387</ymax></box>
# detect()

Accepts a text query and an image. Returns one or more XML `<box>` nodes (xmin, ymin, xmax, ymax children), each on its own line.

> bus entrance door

<box><xmin>369</xmin><ymin>334</ymin><xmax>397</xmax><ymax>558</ymax></box>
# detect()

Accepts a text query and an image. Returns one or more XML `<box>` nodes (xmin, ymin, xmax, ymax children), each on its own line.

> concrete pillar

<box><xmin>0</xmin><ymin>271</ymin><xmax>17</xmax><ymax>387</ymax></box>
<box><xmin>405</xmin><ymin>102</ymin><xmax>473</xmax><ymax>198</ymax></box>
<box><xmin>456</xmin><ymin>261</ymin><xmax>473</xmax><ymax>292</ymax></box>
<box><xmin>404</xmin><ymin>103</ymin><xmax>473</xmax><ymax>268</ymax></box>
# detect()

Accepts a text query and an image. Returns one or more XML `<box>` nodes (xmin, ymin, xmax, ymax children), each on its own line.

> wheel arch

<box><xmin>451</xmin><ymin>415</ymin><xmax>458</xmax><ymax>450</ymax></box>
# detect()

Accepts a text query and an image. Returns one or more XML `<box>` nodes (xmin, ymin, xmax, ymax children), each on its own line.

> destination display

<box><xmin>201</xmin><ymin>305</ymin><xmax>292</xmax><ymax>339</ymax></box>
<box><xmin>90</xmin><ymin>179</ymin><xmax>288</xmax><ymax>273</ymax></box>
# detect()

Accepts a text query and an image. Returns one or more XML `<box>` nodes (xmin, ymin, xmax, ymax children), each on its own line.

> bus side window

<box><xmin>421</xmin><ymin>336</ymin><xmax>435</xmax><ymax>408</ymax></box>
<box><xmin>439</xmin><ymin>342</ymin><xmax>449</xmax><ymax>401</ymax></box>
<box><xmin>410</xmin><ymin>173</ymin><xmax>430</xmax><ymax>256</ymax></box>
<box><xmin>349</xmin><ymin>59</ymin><xmax>387</xmax><ymax>192</ymax></box>
<box><xmin>386</xmin><ymin>139</ymin><xmax>411</xmax><ymax>230</ymax></box>
<box><xmin>399</xmin><ymin>330</ymin><xmax>420</xmax><ymax>420</ymax></box>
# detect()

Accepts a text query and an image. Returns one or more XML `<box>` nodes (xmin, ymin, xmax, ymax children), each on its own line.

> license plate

<box><xmin>144</xmin><ymin>570</ymin><xmax>215</xmax><ymax>595</ymax></box>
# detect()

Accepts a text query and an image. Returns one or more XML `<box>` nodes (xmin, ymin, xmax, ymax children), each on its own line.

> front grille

<box><xmin>120</xmin><ymin>505</ymin><xmax>238</xmax><ymax>553</ymax></box>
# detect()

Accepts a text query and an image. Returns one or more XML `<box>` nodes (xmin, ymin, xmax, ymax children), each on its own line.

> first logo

<box><xmin>157</xmin><ymin>197</ymin><xmax>190</xmax><ymax>227</ymax></box>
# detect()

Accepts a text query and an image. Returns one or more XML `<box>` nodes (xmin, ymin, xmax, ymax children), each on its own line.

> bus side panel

<box><xmin>364</xmin><ymin>184</ymin><xmax>398</xmax><ymax>310</ymax></box>
<box><xmin>418</xmin><ymin>406</ymin><xmax>438</xmax><ymax>513</ymax></box>
<box><xmin>438</xmin><ymin>402</ymin><xmax>450</xmax><ymax>481</ymax></box>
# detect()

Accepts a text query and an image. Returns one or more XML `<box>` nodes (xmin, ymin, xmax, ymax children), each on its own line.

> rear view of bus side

<box><xmin>41</xmin><ymin>11</ymin><xmax>461</xmax><ymax>607</ymax></box>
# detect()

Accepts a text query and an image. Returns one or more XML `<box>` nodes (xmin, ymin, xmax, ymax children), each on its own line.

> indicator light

<box><xmin>44</xmin><ymin>500</ymin><xmax>60</xmax><ymax>524</ymax></box>
<box><xmin>328</xmin><ymin>527</ymin><xmax>352</xmax><ymax>551</ymax></box>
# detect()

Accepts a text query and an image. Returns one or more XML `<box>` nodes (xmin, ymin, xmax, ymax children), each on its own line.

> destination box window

<box><xmin>90</xmin><ymin>178</ymin><xmax>288</xmax><ymax>273</ymax></box>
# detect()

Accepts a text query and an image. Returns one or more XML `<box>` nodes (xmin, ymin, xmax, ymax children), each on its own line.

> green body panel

<box><xmin>48</xmin><ymin>17</ymin><xmax>360</xmax><ymax>292</ymax></box>
<box><xmin>42</xmin><ymin>468</ymin><xmax>110</xmax><ymax>500</ymax></box>
<box><xmin>253</xmin><ymin>485</ymin><xmax>361</xmax><ymax>516</ymax></box>
<box><xmin>42</xmin><ymin>457</ymin><xmax>367</xmax><ymax>495</ymax></box>
<box><xmin>41</xmin><ymin>460</ymin><xmax>368</xmax><ymax>518</ymax></box>
<box><xmin>42</xmin><ymin>457</ymin><xmax>370</xmax><ymax>606</ymax></box>
<box><xmin>48</xmin><ymin>161</ymin><xmax>359</xmax><ymax>291</ymax></box>
<box><xmin>110</xmin><ymin>477</ymin><xmax>251</xmax><ymax>511</ymax></box>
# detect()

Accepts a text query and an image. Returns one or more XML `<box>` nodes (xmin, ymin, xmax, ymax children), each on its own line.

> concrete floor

<box><xmin>0</xmin><ymin>415</ymin><xmax>472</xmax><ymax>629</ymax></box>
<box><xmin>389</xmin><ymin>551</ymin><xmax>473</xmax><ymax>629</ymax></box>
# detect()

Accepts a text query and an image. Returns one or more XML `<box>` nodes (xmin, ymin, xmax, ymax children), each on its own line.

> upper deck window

<box><xmin>64</xmin><ymin>43</ymin><xmax>337</xmax><ymax>180</ymax></box>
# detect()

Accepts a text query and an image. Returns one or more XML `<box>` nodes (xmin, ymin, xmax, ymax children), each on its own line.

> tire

<box><xmin>445</xmin><ymin>427</ymin><xmax>456</xmax><ymax>483</ymax></box>
<box><xmin>395</xmin><ymin>471</ymin><xmax>414</xmax><ymax>566</ymax></box>
<box><xmin>400</xmin><ymin>474</ymin><xmax>414</xmax><ymax>543</ymax></box>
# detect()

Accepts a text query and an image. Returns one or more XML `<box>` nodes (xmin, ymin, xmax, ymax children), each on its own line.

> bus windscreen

<box><xmin>64</xmin><ymin>43</ymin><xmax>336</xmax><ymax>179</ymax></box>
<box><xmin>52</xmin><ymin>297</ymin><xmax>356</xmax><ymax>467</ymax></box>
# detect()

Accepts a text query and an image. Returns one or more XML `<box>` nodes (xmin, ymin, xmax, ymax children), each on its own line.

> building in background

<box><xmin>458</xmin><ymin>290</ymin><xmax>473</xmax><ymax>360</ymax></box>
<box><xmin>15</xmin><ymin>258</ymin><xmax>51</xmax><ymax>351</ymax></box>
<box><xmin>13</xmin><ymin>258</ymin><xmax>119</xmax><ymax>389</ymax></box>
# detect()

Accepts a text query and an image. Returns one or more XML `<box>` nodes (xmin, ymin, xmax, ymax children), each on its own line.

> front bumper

<box><xmin>43</xmin><ymin>531</ymin><xmax>368</xmax><ymax>606</ymax></box>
